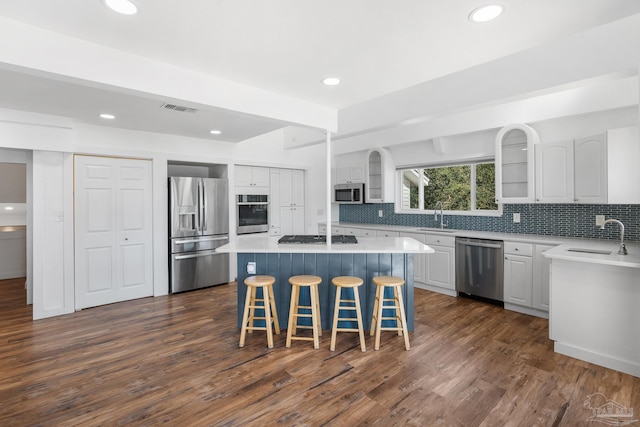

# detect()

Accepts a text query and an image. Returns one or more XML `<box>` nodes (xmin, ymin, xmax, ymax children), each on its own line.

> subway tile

<box><xmin>340</xmin><ymin>203</ymin><xmax>640</xmax><ymax>242</ymax></box>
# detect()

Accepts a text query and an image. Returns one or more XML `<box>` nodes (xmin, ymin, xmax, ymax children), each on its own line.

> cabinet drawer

<box><xmin>424</xmin><ymin>234</ymin><xmax>455</xmax><ymax>247</ymax></box>
<box><xmin>504</xmin><ymin>242</ymin><xmax>533</xmax><ymax>256</ymax></box>
<box><xmin>375</xmin><ymin>230</ymin><xmax>400</xmax><ymax>238</ymax></box>
<box><xmin>360</xmin><ymin>229</ymin><xmax>375</xmax><ymax>237</ymax></box>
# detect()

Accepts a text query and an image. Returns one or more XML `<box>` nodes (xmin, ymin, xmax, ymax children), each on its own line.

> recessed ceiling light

<box><xmin>210</xmin><ymin>130</ymin><xmax>222</xmax><ymax>135</ymax></box>
<box><xmin>100</xmin><ymin>113</ymin><xmax>116</xmax><ymax>120</ymax></box>
<box><xmin>321</xmin><ymin>77</ymin><xmax>341</xmax><ymax>86</ymax></box>
<box><xmin>469</xmin><ymin>4</ymin><xmax>504</xmax><ymax>23</ymax></box>
<box><xmin>104</xmin><ymin>0</ymin><xmax>138</xmax><ymax>15</ymax></box>
<box><xmin>4</xmin><ymin>206</ymin><xmax>14</xmax><ymax>211</ymax></box>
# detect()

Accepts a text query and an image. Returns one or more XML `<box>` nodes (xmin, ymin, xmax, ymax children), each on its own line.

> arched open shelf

<box><xmin>495</xmin><ymin>124</ymin><xmax>539</xmax><ymax>203</ymax></box>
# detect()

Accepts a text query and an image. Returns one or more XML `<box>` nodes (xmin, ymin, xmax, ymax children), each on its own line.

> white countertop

<box><xmin>217</xmin><ymin>235</ymin><xmax>434</xmax><ymax>254</ymax></box>
<box><xmin>543</xmin><ymin>241</ymin><xmax>640</xmax><ymax>269</ymax></box>
<box><xmin>323</xmin><ymin>221</ymin><xmax>640</xmax><ymax>268</ymax></box>
<box><xmin>327</xmin><ymin>222</ymin><xmax>569</xmax><ymax>245</ymax></box>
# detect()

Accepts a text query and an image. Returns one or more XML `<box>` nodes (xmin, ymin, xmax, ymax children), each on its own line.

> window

<box><xmin>399</xmin><ymin>161</ymin><xmax>498</xmax><ymax>213</ymax></box>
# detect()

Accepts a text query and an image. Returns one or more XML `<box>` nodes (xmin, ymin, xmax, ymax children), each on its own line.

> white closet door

<box><xmin>75</xmin><ymin>155</ymin><xmax>153</xmax><ymax>309</ymax></box>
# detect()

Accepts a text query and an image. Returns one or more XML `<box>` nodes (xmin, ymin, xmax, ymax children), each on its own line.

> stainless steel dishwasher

<box><xmin>455</xmin><ymin>237</ymin><xmax>504</xmax><ymax>303</ymax></box>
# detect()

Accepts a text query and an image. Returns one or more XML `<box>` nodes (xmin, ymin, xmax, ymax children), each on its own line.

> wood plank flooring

<box><xmin>0</xmin><ymin>277</ymin><xmax>638</xmax><ymax>426</ymax></box>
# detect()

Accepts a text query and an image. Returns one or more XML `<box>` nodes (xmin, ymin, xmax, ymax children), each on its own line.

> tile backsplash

<box><xmin>339</xmin><ymin>203</ymin><xmax>640</xmax><ymax>242</ymax></box>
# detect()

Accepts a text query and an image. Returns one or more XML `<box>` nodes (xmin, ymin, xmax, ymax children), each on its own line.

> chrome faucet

<box><xmin>434</xmin><ymin>201</ymin><xmax>444</xmax><ymax>229</ymax></box>
<box><xmin>600</xmin><ymin>219</ymin><xmax>628</xmax><ymax>255</ymax></box>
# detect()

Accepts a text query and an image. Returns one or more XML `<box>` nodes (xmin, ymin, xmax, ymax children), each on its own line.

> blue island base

<box><xmin>236</xmin><ymin>252</ymin><xmax>414</xmax><ymax>332</ymax></box>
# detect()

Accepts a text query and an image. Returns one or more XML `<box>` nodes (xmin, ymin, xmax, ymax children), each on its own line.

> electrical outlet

<box><xmin>246</xmin><ymin>262</ymin><xmax>256</xmax><ymax>274</ymax></box>
<box><xmin>595</xmin><ymin>215</ymin><xmax>605</xmax><ymax>226</ymax></box>
<box><xmin>378</xmin><ymin>210</ymin><xmax>383</xmax><ymax>217</ymax></box>
<box><xmin>513</xmin><ymin>213</ymin><xmax>521</xmax><ymax>223</ymax></box>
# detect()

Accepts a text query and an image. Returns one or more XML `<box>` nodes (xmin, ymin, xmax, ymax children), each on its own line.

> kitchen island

<box><xmin>217</xmin><ymin>235</ymin><xmax>434</xmax><ymax>332</ymax></box>
<box><xmin>544</xmin><ymin>241</ymin><xmax>640</xmax><ymax>378</ymax></box>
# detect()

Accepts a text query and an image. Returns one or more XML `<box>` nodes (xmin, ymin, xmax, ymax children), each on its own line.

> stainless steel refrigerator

<box><xmin>169</xmin><ymin>177</ymin><xmax>229</xmax><ymax>293</ymax></box>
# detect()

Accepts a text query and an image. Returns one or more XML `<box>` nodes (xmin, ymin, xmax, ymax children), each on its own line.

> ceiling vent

<box><xmin>161</xmin><ymin>103</ymin><xmax>198</xmax><ymax>113</ymax></box>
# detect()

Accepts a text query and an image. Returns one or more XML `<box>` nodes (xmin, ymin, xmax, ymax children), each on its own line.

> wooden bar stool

<box><xmin>286</xmin><ymin>275</ymin><xmax>322</xmax><ymax>349</ymax></box>
<box><xmin>239</xmin><ymin>275</ymin><xmax>280</xmax><ymax>349</ymax></box>
<box><xmin>370</xmin><ymin>276</ymin><xmax>410</xmax><ymax>351</ymax></box>
<box><xmin>330</xmin><ymin>276</ymin><xmax>366</xmax><ymax>352</ymax></box>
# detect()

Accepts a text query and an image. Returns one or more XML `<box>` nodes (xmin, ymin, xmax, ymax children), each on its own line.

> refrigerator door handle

<box><xmin>193</xmin><ymin>180</ymin><xmax>201</xmax><ymax>233</ymax></box>
<box><xmin>201</xmin><ymin>179</ymin><xmax>207</xmax><ymax>232</ymax></box>
<box><xmin>174</xmin><ymin>250</ymin><xmax>217</xmax><ymax>260</ymax></box>
<box><xmin>174</xmin><ymin>236</ymin><xmax>228</xmax><ymax>245</ymax></box>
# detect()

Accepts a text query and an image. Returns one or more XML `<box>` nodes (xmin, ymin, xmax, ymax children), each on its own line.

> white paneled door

<box><xmin>74</xmin><ymin>155</ymin><xmax>153</xmax><ymax>310</ymax></box>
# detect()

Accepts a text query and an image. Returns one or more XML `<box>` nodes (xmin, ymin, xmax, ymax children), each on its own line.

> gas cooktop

<box><xmin>277</xmin><ymin>235</ymin><xmax>358</xmax><ymax>244</ymax></box>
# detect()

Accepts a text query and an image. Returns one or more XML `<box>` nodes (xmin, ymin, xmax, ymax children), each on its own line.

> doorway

<box><xmin>0</xmin><ymin>155</ymin><xmax>30</xmax><ymax>309</ymax></box>
<box><xmin>74</xmin><ymin>155</ymin><xmax>154</xmax><ymax>309</ymax></box>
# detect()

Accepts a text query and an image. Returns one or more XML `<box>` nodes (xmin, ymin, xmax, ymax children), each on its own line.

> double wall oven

<box><xmin>236</xmin><ymin>194</ymin><xmax>269</xmax><ymax>234</ymax></box>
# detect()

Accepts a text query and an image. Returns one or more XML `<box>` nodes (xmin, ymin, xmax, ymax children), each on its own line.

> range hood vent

<box><xmin>161</xmin><ymin>103</ymin><xmax>198</xmax><ymax>113</ymax></box>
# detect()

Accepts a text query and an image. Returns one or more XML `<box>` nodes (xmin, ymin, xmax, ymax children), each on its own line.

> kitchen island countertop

<box><xmin>216</xmin><ymin>234</ymin><xmax>434</xmax><ymax>254</ymax></box>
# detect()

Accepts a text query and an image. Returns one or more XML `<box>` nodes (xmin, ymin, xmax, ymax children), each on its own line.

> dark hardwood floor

<box><xmin>1</xmin><ymin>277</ymin><xmax>638</xmax><ymax>426</ymax></box>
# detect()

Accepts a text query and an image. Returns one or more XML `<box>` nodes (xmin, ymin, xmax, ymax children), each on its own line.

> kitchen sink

<box><xmin>417</xmin><ymin>228</ymin><xmax>456</xmax><ymax>233</ymax></box>
<box><xmin>567</xmin><ymin>248</ymin><xmax>612</xmax><ymax>255</ymax></box>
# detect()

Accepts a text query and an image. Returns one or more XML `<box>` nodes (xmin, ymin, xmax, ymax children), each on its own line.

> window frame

<box><xmin>395</xmin><ymin>159</ymin><xmax>503</xmax><ymax>217</ymax></box>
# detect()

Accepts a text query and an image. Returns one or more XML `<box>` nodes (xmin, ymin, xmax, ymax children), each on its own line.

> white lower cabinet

<box><xmin>424</xmin><ymin>234</ymin><xmax>456</xmax><ymax>296</ymax></box>
<box><xmin>503</xmin><ymin>241</ymin><xmax>552</xmax><ymax>318</ymax></box>
<box><xmin>401</xmin><ymin>232</ymin><xmax>456</xmax><ymax>297</ymax></box>
<box><xmin>504</xmin><ymin>253</ymin><xmax>533</xmax><ymax>306</ymax></box>
<box><xmin>533</xmin><ymin>244</ymin><xmax>553</xmax><ymax>311</ymax></box>
<box><xmin>399</xmin><ymin>232</ymin><xmax>427</xmax><ymax>285</ymax></box>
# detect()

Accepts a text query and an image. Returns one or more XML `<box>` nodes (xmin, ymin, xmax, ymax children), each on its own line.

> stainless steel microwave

<box><xmin>334</xmin><ymin>183</ymin><xmax>364</xmax><ymax>204</ymax></box>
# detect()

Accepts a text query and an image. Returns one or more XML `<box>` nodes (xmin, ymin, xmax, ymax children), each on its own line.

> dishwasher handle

<box><xmin>457</xmin><ymin>240</ymin><xmax>503</xmax><ymax>249</ymax></box>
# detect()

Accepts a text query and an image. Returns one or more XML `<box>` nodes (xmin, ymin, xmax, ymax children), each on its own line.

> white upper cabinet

<box><xmin>279</xmin><ymin>169</ymin><xmax>305</xmax><ymax>207</ymax></box>
<box><xmin>495</xmin><ymin>124</ymin><xmax>538</xmax><ymax>204</ymax></box>
<box><xmin>335</xmin><ymin>165</ymin><xmax>364</xmax><ymax>184</ymax></box>
<box><xmin>608</xmin><ymin>126</ymin><xmax>640</xmax><ymax>204</ymax></box>
<box><xmin>535</xmin><ymin>141</ymin><xmax>574</xmax><ymax>203</ymax></box>
<box><xmin>574</xmin><ymin>133</ymin><xmax>607</xmax><ymax>204</ymax></box>
<box><xmin>365</xmin><ymin>148</ymin><xmax>395</xmax><ymax>203</ymax></box>
<box><xmin>534</xmin><ymin>128</ymin><xmax>640</xmax><ymax>204</ymax></box>
<box><xmin>275</xmin><ymin>168</ymin><xmax>305</xmax><ymax>235</ymax></box>
<box><xmin>235</xmin><ymin>165</ymin><xmax>270</xmax><ymax>189</ymax></box>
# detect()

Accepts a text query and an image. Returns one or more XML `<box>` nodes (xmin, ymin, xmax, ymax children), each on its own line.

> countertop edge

<box><xmin>217</xmin><ymin>236</ymin><xmax>434</xmax><ymax>254</ymax></box>
<box><xmin>543</xmin><ymin>243</ymin><xmax>640</xmax><ymax>268</ymax></box>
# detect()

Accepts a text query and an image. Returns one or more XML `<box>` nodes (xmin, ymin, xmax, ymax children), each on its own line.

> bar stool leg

<box><xmin>310</xmin><ymin>284</ymin><xmax>320</xmax><ymax>349</ymax></box>
<box><xmin>286</xmin><ymin>285</ymin><xmax>299</xmax><ymax>347</ymax></box>
<box><xmin>313</xmin><ymin>284</ymin><xmax>322</xmax><ymax>336</ymax></box>
<box><xmin>247</xmin><ymin>286</ymin><xmax>258</xmax><ymax>335</ymax></box>
<box><xmin>353</xmin><ymin>287</ymin><xmax>366</xmax><ymax>352</ymax></box>
<box><xmin>263</xmin><ymin>286</ymin><xmax>274</xmax><ymax>349</ymax></box>
<box><xmin>395</xmin><ymin>286</ymin><xmax>410</xmax><ymax>350</ymax></box>
<box><xmin>267</xmin><ymin>285</ymin><xmax>280</xmax><ymax>334</ymax></box>
<box><xmin>374</xmin><ymin>285</ymin><xmax>385</xmax><ymax>351</ymax></box>
<box><xmin>239</xmin><ymin>286</ymin><xmax>253</xmax><ymax>347</ymax></box>
<box><xmin>330</xmin><ymin>286</ymin><xmax>342</xmax><ymax>351</ymax></box>
<box><xmin>370</xmin><ymin>284</ymin><xmax>381</xmax><ymax>337</ymax></box>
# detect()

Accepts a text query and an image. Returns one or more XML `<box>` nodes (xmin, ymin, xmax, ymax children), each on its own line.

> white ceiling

<box><xmin>0</xmin><ymin>0</ymin><xmax>640</xmax><ymax>142</ymax></box>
